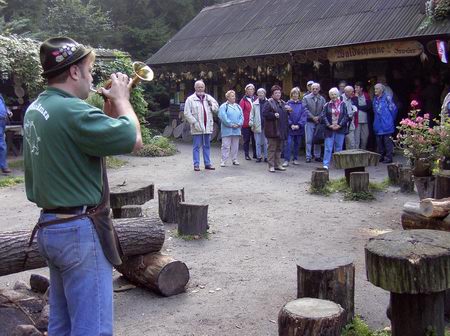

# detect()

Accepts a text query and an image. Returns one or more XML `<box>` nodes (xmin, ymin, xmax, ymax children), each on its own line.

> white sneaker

<box><xmin>269</xmin><ymin>167</ymin><xmax>275</xmax><ymax>172</ymax></box>
<box><xmin>323</xmin><ymin>165</ymin><xmax>329</xmax><ymax>170</ymax></box>
<box><xmin>220</xmin><ymin>161</ymin><xmax>226</xmax><ymax>167</ymax></box>
<box><xmin>282</xmin><ymin>161</ymin><xmax>289</xmax><ymax>167</ymax></box>
<box><xmin>293</xmin><ymin>160</ymin><xmax>299</xmax><ymax>165</ymax></box>
<box><xmin>232</xmin><ymin>160</ymin><xmax>240</xmax><ymax>166</ymax></box>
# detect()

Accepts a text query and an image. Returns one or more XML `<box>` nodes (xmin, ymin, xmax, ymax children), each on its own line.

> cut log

<box><xmin>420</xmin><ymin>198</ymin><xmax>450</xmax><ymax>218</ymax></box>
<box><xmin>158</xmin><ymin>187</ymin><xmax>185</xmax><ymax>223</ymax></box>
<box><xmin>332</xmin><ymin>149</ymin><xmax>380</xmax><ymax>170</ymax></box>
<box><xmin>344</xmin><ymin>167</ymin><xmax>365</xmax><ymax>185</ymax></box>
<box><xmin>115</xmin><ymin>252</ymin><xmax>189</xmax><ymax>297</ymax></box>
<box><xmin>311</xmin><ymin>169</ymin><xmax>329</xmax><ymax>190</ymax></box>
<box><xmin>162</xmin><ymin>125</ymin><xmax>173</xmax><ymax>137</ymax></box>
<box><xmin>387</xmin><ymin>163</ymin><xmax>402</xmax><ymax>185</ymax></box>
<box><xmin>435</xmin><ymin>174</ymin><xmax>450</xmax><ymax>199</ymax></box>
<box><xmin>173</xmin><ymin>122</ymin><xmax>184</xmax><ymax>138</ymax></box>
<box><xmin>30</xmin><ymin>274</ymin><xmax>49</xmax><ymax>294</ymax></box>
<box><xmin>401</xmin><ymin>211</ymin><xmax>450</xmax><ymax>231</ymax></box>
<box><xmin>349</xmin><ymin>172</ymin><xmax>369</xmax><ymax>193</ymax></box>
<box><xmin>399</xmin><ymin>167</ymin><xmax>414</xmax><ymax>193</ymax></box>
<box><xmin>112</xmin><ymin>205</ymin><xmax>143</xmax><ymax>219</ymax></box>
<box><xmin>171</xmin><ymin>119</ymin><xmax>178</xmax><ymax>129</ymax></box>
<box><xmin>402</xmin><ymin>202</ymin><xmax>425</xmax><ymax>215</ymax></box>
<box><xmin>414</xmin><ymin>176</ymin><xmax>435</xmax><ymax>200</ymax></box>
<box><xmin>110</xmin><ymin>183</ymin><xmax>154</xmax><ymax>209</ymax></box>
<box><xmin>0</xmin><ymin>216</ymin><xmax>165</xmax><ymax>276</ymax></box>
<box><xmin>297</xmin><ymin>257</ymin><xmax>354</xmax><ymax>324</ymax></box>
<box><xmin>177</xmin><ymin>202</ymin><xmax>208</xmax><ymax>236</ymax></box>
<box><xmin>365</xmin><ymin>230</ymin><xmax>450</xmax><ymax>336</ymax></box>
<box><xmin>278</xmin><ymin>298</ymin><xmax>346</xmax><ymax>336</ymax></box>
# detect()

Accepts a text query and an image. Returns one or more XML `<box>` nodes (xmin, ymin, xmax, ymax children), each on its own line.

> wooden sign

<box><xmin>328</xmin><ymin>41</ymin><xmax>423</xmax><ymax>62</ymax></box>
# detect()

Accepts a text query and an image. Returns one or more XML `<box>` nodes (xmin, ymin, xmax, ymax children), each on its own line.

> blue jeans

<box><xmin>284</xmin><ymin>134</ymin><xmax>302</xmax><ymax>161</ymax></box>
<box><xmin>37</xmin><ymin>214</ymin><xmax>113</xmax><ymax>336</ymax></box>
<box><xmin>323</xmin><ymin>132</ymin><xmax>346</xmax><ymax>167</ymax></box>
<box><xmin>192</xmin><ymin>134</ymin><xmax>211</xmax><ymax>167</ymax></box>
<box><xmin>254</xmin><ymin>132</ymin><xmax>268</xmax><ymax>159</ymax></box>
<box><xmin>0</xmin><ymin>119</ymin><xmax>7</xmax><ymax>169</ymax></box>
<box><xmin>305</xmin><ymin>121</ymin><xmax>322</xmax><ymax>159</ymax></box>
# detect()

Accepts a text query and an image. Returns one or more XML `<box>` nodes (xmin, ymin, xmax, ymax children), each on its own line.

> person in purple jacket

<box><xmin>283</xmin><ymin>87</ymin><xmax>307</xmax><ymax>166</ymax></box>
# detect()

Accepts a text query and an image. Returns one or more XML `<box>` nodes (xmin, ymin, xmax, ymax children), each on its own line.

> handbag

<box><xmin>312</xmin><ymin>122</ymin><xmax>325</xmax><ymax>144</ymax></box>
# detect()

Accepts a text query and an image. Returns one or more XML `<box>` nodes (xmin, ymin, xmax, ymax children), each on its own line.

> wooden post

<box><xmin>278</xmin><ymin>298</ymin><xmax>346</xmax><ymax>336</ymax></box>
<box><xmin>110</xmin><ymin>183</ymin><xmax>154</xmax><ymax>209</ymax></box>
<box><xmin>435</xmin><ymin>174</ymin><xmax>450</xmax><ymax>199</ymax></box>
<box><xmin>349</xmin><ymin>172</ymin><xmax>369</xmax><ymax>193</ymax></box>
<box><xmin>414</xmin><ymin>176</ymin><xmax>435</xmax><ymax>200</ymax></box>
<box><xmin>115</xmin><ymin>252</ymin><xmax>190</xmax><ymax>297</ymax></box>
<box><xmin>401</xmin><ymin>212</ymin><xmax>450</xmax><ymax>231</ymax></box>
<box><xmin>112</xmin><ymin>205</ymin><xmax>143</xmax><ymax>219</ymax></box>
<box><xmin>365</xmin><ymin>230</ymin><xmax>450</xmax><ymax>336</ymax></box>
<box><xmin>344</xmin><ymin>167</ymin><xmax>365</xmax><ymax>185</ymax></box>
<box><xmin>387</xmin><ymin>163</ymin><xmax>402</xmax><ymax>185</ymax></box>
<box><xmin>311</xmin><ymin>168</ymin><xmax>329</xmax><ymax>190</ymax></box>
<box><xmin>158</xmin><ymin>187</ymin><xmax>185</xmax><ymax>223</ymax></box>
<box><xmin>297</xmin><ymin>257</ymin><xmax>355</xmax><ymax>324</ymax></box>
<box><xmin>399</xmin><ymin>167</ymin><xmax>414</xmax><ymax>193</ymax></box>
<box><xmin>177</xmin><ymin>202</ymin><xmax>208</xmax><ymax>236</ymax></box>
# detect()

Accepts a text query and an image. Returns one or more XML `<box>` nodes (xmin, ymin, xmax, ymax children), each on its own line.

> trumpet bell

<box><xmin>132</xmin><ymin>61</ymin><xmax>154</xmax><ymax>82</ymax></box>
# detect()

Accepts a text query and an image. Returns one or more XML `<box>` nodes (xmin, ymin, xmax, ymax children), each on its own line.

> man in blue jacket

<box><xmin>0</xmin><ymin>94</ymin><xmax>12</xmax><ymax>174</ymax></box>
<box><xmin>373</xmin><ymin>83</ymin><xmax>398</xmax><ymax>163</ymax></box>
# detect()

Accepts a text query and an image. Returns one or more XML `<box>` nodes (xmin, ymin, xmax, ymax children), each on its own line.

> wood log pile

<box><xmin>401</xmin><ymin>197</ymin><xmax>450</xmax><ymax>232</ymax></box>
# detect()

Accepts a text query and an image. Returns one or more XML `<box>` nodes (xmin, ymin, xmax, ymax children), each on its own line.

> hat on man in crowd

<box><xmin>40</xmin><ymin>37</ymin><xmax>92</xmax><ymax>77</ymax></box>
<box><xmin>307</xmin><ymin>80</ymin><xmax>315</xmax><ymax>86</ymax></box>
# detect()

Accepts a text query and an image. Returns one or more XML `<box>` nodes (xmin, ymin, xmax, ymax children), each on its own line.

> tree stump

<box><xmin>0</xmin><ymin>216</ymin><xmax>165</xmax><ymax>276</ymax></box>
<box><xmin>398</xmin><ymin>167</ymin><xmax>414</xmax><ymax>193</ymax></box>
<box><xmin>112</xmin><ymin>205</ymin><xmax>143</xmax><ymax>219</ymax></box>
<box><xmin>110</xmin><ymin>183</ymin><xmax>154</xmax><ymax>209</ymax></box>
<box><xmin>349</xmin><ymin>172</ymin><xmax>369</xmax><ymax>193</ymax></box>
<box><xmin>387</xmin><ymin>163</ymin><xmax>402</xmax><ymax>185</ymax></box>
<box><xmin>297</xmin><ymin>257</ymin><xmax>355</xmax><ymax>324</ymax></box>
<box><xmin>311</xmin><ymin>168</ymin><xmax>329</xmax><ymax>190</ymax></box>
<box><xmin>365</xmin><ymin>230</ymin><xmax>450</xmax><ymax>336</ymax></box>
<box><xmin>158</xmin><ymin>187</ymin><xmax>185</xmax><ymax>223</ymax></box>
<box><xmin>278</xmin><ymin>298</ymin><xmax>346</xmax><ymax>336</ymax></box>
<box><xmin>332</xmin><ymin>149</ymin><xmax>380</xmax><ymax>185</ymax></box>
<box><xmin>177</xmin><ymin>202</ymin><xmax>208</xmax><ymax>236</ymax></box>
<box><xmin>435</xmin><ymin>174</ymin><xmax>450</xmax><ymax>199</ymax></box>
<box><xmin>414</xmin><ymin>176</ymin><xmax>435</xmax><ymax>200</ymax></box>
<box><xmin>115</xmin><ymin>252</ymin><xmax>189</xmax><ymax>297</ymax></box>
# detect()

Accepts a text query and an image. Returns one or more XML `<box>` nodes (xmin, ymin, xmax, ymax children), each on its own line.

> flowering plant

<box><xmin>395</xmin><ymin>101</ymin><xmax>441</xmax><ymax>161</ymax></box>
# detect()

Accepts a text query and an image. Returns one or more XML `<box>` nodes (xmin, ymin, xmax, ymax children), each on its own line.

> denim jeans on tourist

<box><xmin>36</xmin><ymin>214</ymin><xmax>113</xmax><ymax>336</ymax></box>
<box><xmin>254</xmin><ymin>131</ymin><xmax>268</xmax><ymax>159</ymax></box>
<box><xmin>0</xmin><ymin>118</ymin><xmax>7</xmax><ymax>169</ymax></box>
<box><xmin>323</xmin><ymin>132</ymin><xmax>346</xmax><ymax>168</ymax></box>
<box><xmin>192</xmin><ymin>134</ymin><xmax>211</xmax><ymax>167</ymax></box>
<box><xmin>284</xmin><ymin>134</ymin><xmax>302</xmax><ymax>161</ymax></box>
<box><xmin>305</xmin><ymin>121</ymin><xmax>322</xmax><ymax>159</ymax></box>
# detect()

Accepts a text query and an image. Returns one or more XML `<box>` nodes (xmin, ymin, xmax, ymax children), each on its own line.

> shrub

<box><xmin>133</xmin><ymin>136</ymin><xmax>177</xmax><ymax>157</ymax></box>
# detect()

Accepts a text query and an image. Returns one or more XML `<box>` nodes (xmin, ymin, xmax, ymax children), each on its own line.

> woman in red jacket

<box><xmin>239</xmin><ymin>84</ymin><xmax>257</xmax><ymax>160</ymax></box>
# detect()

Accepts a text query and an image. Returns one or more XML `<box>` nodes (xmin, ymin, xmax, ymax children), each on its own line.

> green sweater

<box><xmin>24</xmin><ymin>87</ymin><xmax>136</xmax><ymax>208</ymax></box>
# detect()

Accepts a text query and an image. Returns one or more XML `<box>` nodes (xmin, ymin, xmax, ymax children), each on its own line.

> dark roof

<box><xmin>147</xmin><ymin>0</ymin><xmax>450</xmax><ymax>65</ymax></box>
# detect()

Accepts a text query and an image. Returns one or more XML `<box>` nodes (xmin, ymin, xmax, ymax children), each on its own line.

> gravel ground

<box><xmin>0</xmin><ymin>142</ymin><xmax>418</xmax><ymax>335</ymax></box>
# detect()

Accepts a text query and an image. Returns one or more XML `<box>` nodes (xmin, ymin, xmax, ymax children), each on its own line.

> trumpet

<box><xmin>90</xmin><ymin>61</ymin><xmax>154</xmax><ymax>94</ymax></box>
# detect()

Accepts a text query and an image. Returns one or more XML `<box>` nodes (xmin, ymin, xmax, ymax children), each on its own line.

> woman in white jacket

<box><xmin>249</xmin><ymin>88</ymin><xmax>268</xmax><ymax>162</ymax></box>
<box><xmin>184</xmin><ymin>80</ymin><xmax>219</xmax><ymax>171</ymax></box>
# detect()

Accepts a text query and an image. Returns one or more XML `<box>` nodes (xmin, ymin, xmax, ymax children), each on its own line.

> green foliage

<box><xmin>85</xmin><ymin>92</ymin><xmax>105</xmax><ymax>110</ymax></box>
<box><xmin>342</xmin><ymin>316</ymin><xmax>391</xmax><ymax>336</ymax></box>
<box><xmin>7</xmin><ymin>159</ymin><xmax>24</xmax><ymax>170</ymax></box>
<box><xmin>0</xmin><ymin>176</ymin><xmax>24</xmax><ymax>188</ymax></box>
<box><xmin>133</xmin><ymin>135</ymin><xmax>177</xmax><ymax>157</ymax></box>
<box><xmin>106</xmin><ymin>156</ymin><xmax>127</xmax><ymax>169</ymax></box>
<box><xmin>369</xmin><ymin>178</ymin><xmax>390</xmax><ymax>191</ymax></box>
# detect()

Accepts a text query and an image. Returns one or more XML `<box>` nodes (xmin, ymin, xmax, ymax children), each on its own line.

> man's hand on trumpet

<box><xmin>102</xmin><ymin>72</ymin><xmax>133</xmax><ymax>119</ymax></box>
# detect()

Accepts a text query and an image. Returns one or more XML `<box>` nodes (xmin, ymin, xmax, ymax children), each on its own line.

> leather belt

<box><xmin>42</xmin><ymin>206</ymin><xmax>92</xmax><ymax>215</ymax></box>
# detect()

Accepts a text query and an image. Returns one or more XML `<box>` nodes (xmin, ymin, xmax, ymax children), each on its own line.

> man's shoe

<box><xmin>282</xmin><ymin>161</ymin><xmax>289</xmax><ymax>167</ymax></box>
<box><xmin>323</xmin><ymin>165</ymin><xmax>329</xmax><ymax>170</ymax></box>
<box><xmin>256</xmin><ymin>158</ymin><xmax>262</xmax><ymax>163</ymax></box>
<box><xmin>245</xmin><ymin>156</ymin><xmax>251</xmax><ymax>160</ymax></box>
<box><xmin>205</xmin><ymin>165</ymin><xmax>216</xmax><ymax>170</ymax></box>
<box><xmin>220</xmin><ymin>161</ymin><xmax>226</xmax><ymax>167</ymax></box>
<box><xmin>314</xmin><ymin>157</ymin><xmax>322</xmax><ymax>162</ymax></box>
<box><xmin>232</xmin><ymin>160</ymin><xmax>240</xmax><ymax>166</ymax></box>
<box><xmin>306</xmin><ymin>158</ymin><xmax>312</xmax><ymax>163</ymax></box>
<box><xmin>264</xmin><ymin>158</ymin><xmax>268</xmax><ymax>163</ymax></box>
<box><xmin>1</xmin><ymin>168</ymin><xmax>11</xmax><ymax>174</ymax></box>
<box><xmin>275</xmin><ymin>166</ymin><xmax>286</xmax><ymax>171</ymax></box>
<box><xmin>194</xmin><ymin>166</ymin><xmax>200</xmax><ymax>171</ymax></box>
<box><xmin>269</xmin><ymin>167</ymin><xmax>275</xmax><ymax>173</ymax></box>
<box><xmin>293</xmin><ymin>160</ymin><xmax>300</xmax><ymax>165</ymax></box>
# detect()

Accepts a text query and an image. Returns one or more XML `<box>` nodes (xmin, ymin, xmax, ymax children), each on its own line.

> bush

<box><xmin>342</xmin><ymin>316</ymin><xmax>391</xmax><ymax>336</ymax></box>
<box><xmin>133</xmin><ymin>136</ymin><xmax>176</xmax><ymax>157</ymax></box>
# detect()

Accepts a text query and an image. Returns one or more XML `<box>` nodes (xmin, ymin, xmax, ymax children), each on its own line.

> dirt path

<box><xmin>0</xmin><ymin>142</ymin><xmax>416</xmax><ymax>335</ymax></box>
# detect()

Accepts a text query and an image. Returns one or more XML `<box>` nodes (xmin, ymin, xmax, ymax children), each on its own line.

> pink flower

<box><xmin>411</xmin><ymin>100</ymin><xmax>419</xmax><ymax>108</ymax></box>
<box><xmin>424</xmin><ymin>114</ymin><xmax>430</xmax><ymax>119</ymax></box>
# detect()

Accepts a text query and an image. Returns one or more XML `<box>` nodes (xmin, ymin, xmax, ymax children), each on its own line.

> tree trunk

<box><xmin>414</xmin><ymin>176</ymin><xmax>435</xmax><ymax>200</ymax></box>
<box><xmin>158</xmin><ymin>187</ymin><xmax>185</xmax><ymax>223</ymax></box>
<box><xmin>390</xmin><ymin>291</ymin><xmax>445</xmax><ymax>336</ymax></box>
<box><xmin>401</xmin><ymin>212</ymin><xmax>450</xmax><ymax>231</ymax></box>
<box><xmin>278</xmin><ymin>298</ymin><xmax>346</xmax><ymax>336</ymax></box>
<box><xmin>420</xmin><ymin>198</ymin><xmax>450</xmax><ymax>218</ymax></box>
<box><xmin>349</xmin><ymin>172</ymin><xmax>369</xmax><ymax>193</ymax></box>
<box><xmin>177</xmin><ymin>203</ymin><xmax>208</xmax><ymax>236</ymax></box>
<box><xmin>344</xmin><ymin>167</ymin><xmax>365</xmax><ymax>185</ymax></box>
<box><xmin>399</xmin><ymin>167</ymin><xmax>414</xmax><ymax>193</ymax></box>
<box><xmin>115</xmin><ymin>252</ymin><xmax>189</xmax><ymax>297</ymax></box>
<box><xmin>112</xmin><ymin>205</ymin><xmax>143</xmax><ymax>219</ymax></box>
<box><xmin>311</xmin><ymin>169</ymin><xmax>329</xmax><ymax>190</ymax></box>
<box><xmin>297</xmin><ymin>257</ymin><xmax>355</xmax><ymax>324</ymax></box>
<box><xmin>0</xmin><ymin>216</ymin><xmax>165</xmax><ymax>276</ymax></box>
<box><xmin>110</xmin><ymin>183</ymin><xmax>154</xmax><ymax>209</ymax></box>
<box><xmin>435</xmin><ymin>174</ymin><xmax>450</xmax><ymax>199</ymax></box>
<box><xmin>387</xmin><ymin>163</ymin><xmax>402</xmax><ymax>185</ymax></box>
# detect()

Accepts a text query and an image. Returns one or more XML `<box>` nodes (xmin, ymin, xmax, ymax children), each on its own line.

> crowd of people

<box><xmin>183</xmin><ymin>78</ymin><xmax>402</xmax><ymax>171</ymax></box>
